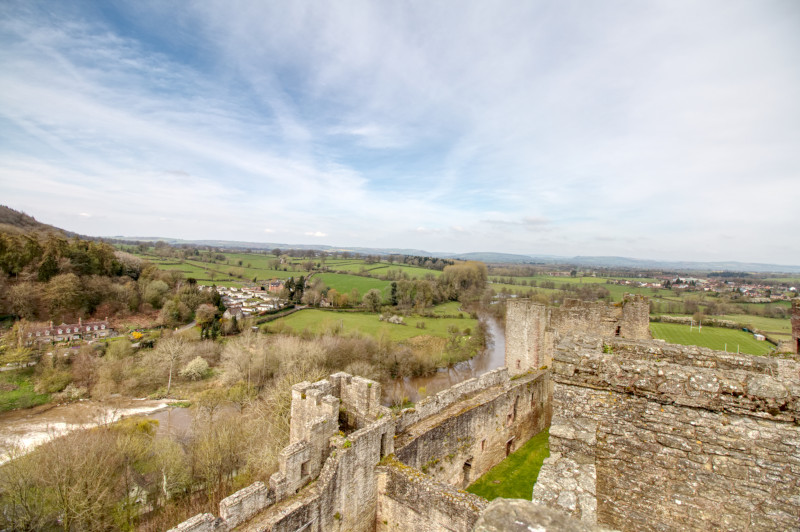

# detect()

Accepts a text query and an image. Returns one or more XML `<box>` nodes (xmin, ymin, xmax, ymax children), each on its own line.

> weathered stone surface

<box><xmin>166</xmin><ymin>513</ymin><xmax>220</xmax><ymax>532</ymax></box>
<box><xmin>395</xmin><ymin>370</ymin><xmax>551</xmax><ymax>489</ymax></box>
<box><xmin>543</xmin><ymin>349</ymin><xmax>800</xmax><ymax>532</ymax></box>
<box><xmin>473</xmin><ymin>498</ymin><xmax>614</xmax><ymax>532</ymax></box>
<box><xmin>377</xmin><ymin>459</ymin><xmax>487</xmax><ymax>532</ymax></box>
<box><xmin>532</xmin><ymin>453</ymin><xmax>597</xmax><ymax>523</ymax></box>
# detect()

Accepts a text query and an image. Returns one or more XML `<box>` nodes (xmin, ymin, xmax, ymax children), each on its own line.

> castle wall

<box><xmin>395</xmin><ymin>370</ymin><xmax>551</xmax><ymax>489</ymax></box>
<box><xmin>533</xmin><ymin>335</ymin><xmax>800</xmax><ymax>531</ymax></box>
<box><xmin>395</xmin><ymin>368</ymin><xmax>508</xmax><ymax>433</ymax></box>
<box><xmin>548</xmin><ymin>296</ymin><xmax>651</xmax><ymax>341</ymax></box>
<box><xmin>375</xmin><ymin>458</ymin><xmax>487</xmax><ymax>532</ymax></box>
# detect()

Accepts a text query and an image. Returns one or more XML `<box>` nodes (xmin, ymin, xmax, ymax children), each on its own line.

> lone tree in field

<box><xmin>363</xmin><ymin>289</ymin><xmax>382</xmax><ymax>312</ymax></box>
<box><xmin>155</xmin><ymin>337</ymin><xmax>189</xmax><ymax>396</ymax></box>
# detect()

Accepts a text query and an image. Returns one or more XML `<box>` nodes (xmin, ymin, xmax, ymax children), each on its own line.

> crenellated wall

<box><xmin>168</xmin><ymin>367</ymin><xmax>552</xmax><ymax>532</ymax></box>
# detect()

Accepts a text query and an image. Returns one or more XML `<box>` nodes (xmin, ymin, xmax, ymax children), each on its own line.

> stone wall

<box><xmin>548</xmin><ymin>295</ymin><xmax>650</xmax><ymax>341</ymax></box>
<box><xmin>395</xmin><ymin>370</ymin><xmax>551</xmax><ymax>489</ymax></box>
<box><xmin>534</xmin><ymin>335</ymin><xmax>800</xmax><ymax>531</ymax></box>
<box><xmin>169</xmin><ymin>373</ymin><xmax>395</xmax><ymax>532</ymax></box>
<box><xmin>395</xmin><ymin>368</ymin><xmax>508</xmax><ymax>433</ymax></box>
<box><xmin>375</xmin><ymin>458</ymin><xmax>487</xmax><ymax>532</ymax></box>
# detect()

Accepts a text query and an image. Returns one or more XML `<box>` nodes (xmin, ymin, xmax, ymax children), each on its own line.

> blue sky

<box><xmin>1</xmin><ymin>1</ymin><xmax>799</xmax><ymax>264</ymax></box>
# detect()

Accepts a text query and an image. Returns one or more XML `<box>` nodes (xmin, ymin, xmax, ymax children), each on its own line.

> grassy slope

<box><xmin>0</xmin><ymin>369</ymin><xmax>50</xmax><ymax>412</ymax></box>
<box><xmin>466</xmin><ymin>428</ymin><xmax>550</xmax><ymax>501</ymax></box>
<box><xmin>650</xmin><ymin>322</ymin><xmax>774</xmax><ymax>355</ymax></box>
<box><xmin>267</xmin><ymin>309</ymin><xmax>477</xmax><ymax>341</ymax></box>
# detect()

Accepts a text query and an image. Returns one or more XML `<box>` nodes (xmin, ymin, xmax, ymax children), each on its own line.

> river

<box><xmin>0</xmin><ymin>398</ymin><xmax>170</xmax><ymax>464</ymax></box>
<box><xmin>382</xmin><ymin>315</ymin><xmax>506</xmax><ymax>405</ymax></box>
<box><xmin>0</xmin><ymin>316</ymin><xmax>506</xmax><ymax>460</ymax></box>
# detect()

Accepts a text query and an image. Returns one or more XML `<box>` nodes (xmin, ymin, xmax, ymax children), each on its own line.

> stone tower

<box><xmin>620</xmin><ymin>294</ymin><xmax>651</xmax><ymax>339</ymax></box>
<box><xmin>505</xmin><ymin>300</ymin><xmax>553</xmax><ymax>376</ymax></box>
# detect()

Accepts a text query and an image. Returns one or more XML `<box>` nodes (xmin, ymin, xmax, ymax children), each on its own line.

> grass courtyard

<box><xmin>466</xmin><ymin>428</ymin><xmax>550</xmax><ymax>501</ymax></box>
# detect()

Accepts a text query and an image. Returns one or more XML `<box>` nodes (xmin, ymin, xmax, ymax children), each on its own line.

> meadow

<box><xmin>265</xmin><ymin>308</ymin><xmax>477</xmax><ymax>342</ymax></box>
<box><xmin>649</xmin><ymin>322</ymin><xmax>774</xmax><ymax>355</ymax></box>
<box><xmin>314</xmin><ymin>273</ymin><xmax>392</xmax><ymax>298</ymax></box>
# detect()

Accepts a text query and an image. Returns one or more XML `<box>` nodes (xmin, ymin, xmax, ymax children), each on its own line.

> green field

<box><xmin>718</xmin><ymin>314</ymin><xmax>791</xmax><ymax>334</ymax></box>
<box><xmin>315</xmin><ymin>273</ymin><xmax>392</xmax><ymax>298</ymax></box>
<box><xmin>266</xmin><ymin>309</ymin><xmax>477</xmax><ymax>341</ymax></box>
<box><xmin>132</xmin><ymin>250</ymin><xmax>448</xmax><ymax>290</ymax></box>
<box><xmin>429</xmin><ymin>301</ymin><xmax>465</xmax><ymax>316</ymax></box>
<box><xmin>650</xmin><ymin>322</ymin><xmax>774</xmax><ymax>355</ymax></box>
<box><xmin>466</xmin><ymin>429</ymin><xmax>550</xmax><ymax>501</ymax></box>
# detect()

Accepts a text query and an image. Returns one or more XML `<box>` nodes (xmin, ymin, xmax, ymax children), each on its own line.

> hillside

<box><xmin>0</xmin><ymin>205</ymin><xmax>67</xmax><ymax>235</ymax></box>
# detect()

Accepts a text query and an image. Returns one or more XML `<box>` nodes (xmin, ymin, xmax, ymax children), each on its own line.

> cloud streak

<box><xmin>0</xmin><ymin>1</ymin><xmax>798</xmax><ymax>263</ymax></box>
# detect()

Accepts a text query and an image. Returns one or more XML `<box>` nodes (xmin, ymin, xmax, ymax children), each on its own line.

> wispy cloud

<box><xmin>0</xmin><ymin>1</ymin><xmax>798</xmax><ymax>263</ymax></box>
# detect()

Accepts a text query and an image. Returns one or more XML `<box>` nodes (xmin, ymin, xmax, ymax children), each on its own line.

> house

<box><xmin>25</xmin><ymin>318</ymin><xmax>111</xmax><ymax>345</ymax></box>
<box><xmin>223</xmin><ymin>306</ymin><xmax>244</xmax><ymax>320</ymax></box>
<box><xmin>268</xmin><ymin>279</ymin><xmax>284</xmax><ymax>293</ymax></box>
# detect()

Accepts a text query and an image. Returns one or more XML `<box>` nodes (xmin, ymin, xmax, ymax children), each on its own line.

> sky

<box><xmin>1</xmin><ymin>1</ymin><xmax>799</xmax><ymax>265</ymax></box>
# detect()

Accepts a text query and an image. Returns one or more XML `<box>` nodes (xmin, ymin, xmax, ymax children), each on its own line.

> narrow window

<box><xmin>481</xmin><ymin>439</ymin><xmax>486</xmax><ymax>452</ymax></box>
<box><xmin>301</xmin><ymin>460</ymin><xmax>309</xmax><ymax>477</ymax></box>
<box><xmin>462</xmin><ymin>460</ymin><xmax>472</xmax><ymax>486</ymax></box>
<box><xmin>615</xmin><ymin>326</ymin><xmax>621</xmax><ymax>336</ymax></box>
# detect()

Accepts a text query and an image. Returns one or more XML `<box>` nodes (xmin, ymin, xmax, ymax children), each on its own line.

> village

<box><xmin>210</xmin><ymin>279</ymin><xmax>290</xmax><ymax>320</ymax></box>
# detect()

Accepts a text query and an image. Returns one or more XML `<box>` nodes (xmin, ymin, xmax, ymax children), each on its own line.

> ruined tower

<box><xmin>506</xmin><ymin>295</ymin><xmax>651</xmax><ymax>376</ymax></box>
<box><xmin>505</xmin><ymin>300</ymin><xmax>553</xmax><ymax>376</ymax></box>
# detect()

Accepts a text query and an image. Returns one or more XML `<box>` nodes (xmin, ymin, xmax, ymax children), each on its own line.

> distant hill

<box><xmin>442</xmin><ymin>252</ymin><xmax>548</xmax><ymax>263</ymax></box>
<box><xmin>0</xmin><ymin>205</ymin><xmax>69</xmax><ymax>235</ymax></box>
<box><xmin>110</xmin><ymin>235</ymin><xmax>800</xmax><ymax>273</ymax></box>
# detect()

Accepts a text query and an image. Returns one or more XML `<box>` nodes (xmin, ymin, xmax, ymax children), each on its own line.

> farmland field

<box><xmin>429</xmin><ymin>301</ymin><xmax>465</xmax><ymax>315</ymax></box>
<box><xmin>718</xmin><ymin>314</ymin><xmax>791</xmax><ymax>333</ymax></box>
<box><xmin>315</xmin><ymin>273</ymin><xmax>392</xmax><ymax>298</ymax></box>
<box><xmin>266</xmin><ymin>309</ymin><xmax>477</xmax><ymax>341</ymax></box>
<box><xmin>650</xmin><ymin>322</ymin><xmax>774</xmax><ymax>355</ymax></box>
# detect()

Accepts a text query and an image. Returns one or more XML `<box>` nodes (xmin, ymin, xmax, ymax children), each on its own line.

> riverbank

<box><xmin>0</xmin><ymin>398</ymin><xmax>171</xmax><ymax>464</ymax></box>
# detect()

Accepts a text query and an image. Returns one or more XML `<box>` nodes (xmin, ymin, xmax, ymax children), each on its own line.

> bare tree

<box><xmin>155</xmin><ymin>336</ymin><xmax>190</xmax><ymax>396</ymax></box>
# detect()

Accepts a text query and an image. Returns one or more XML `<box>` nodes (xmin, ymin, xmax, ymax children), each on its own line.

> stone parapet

<box><xmin>395</xmin><ymin>367</ymin><xmax>508</xmax><ymax>433</ymax></box>
<box><xmin>376</xmin><ymin>458</ymin><xmax>487</xmax><ymax>532</ymax></box>
<box><xmin>553</xmin><ymin>336</ymin><xmax>800</xmax><ymax>422</ymax></box>
<box><xmin>219</xmin><ymin>482</ymin><xmax>271</xmax><ymax>529</ymax></box>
